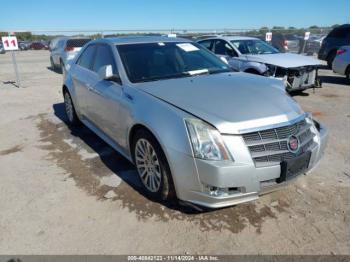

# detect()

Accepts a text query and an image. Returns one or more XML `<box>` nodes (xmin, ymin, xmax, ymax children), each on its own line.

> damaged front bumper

<box><xmin>266</xmin><ymin>65</ymin><xmax>322</xmax><ymax>92</ymax></box>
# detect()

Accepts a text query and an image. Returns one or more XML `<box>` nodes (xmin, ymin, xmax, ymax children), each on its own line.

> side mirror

<box><xmin>98</xmin><ymin>65</ymin><xmax>122</xmax><ymax>85</ymax></box>
<box><xmin>220</xmin><ymin>56</ymin><xmax>229</xmax><ymax>64</ymax></box>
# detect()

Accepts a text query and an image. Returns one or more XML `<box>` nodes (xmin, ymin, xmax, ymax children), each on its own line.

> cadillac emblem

<box><xmin>288</xmin><ymin>135</ymin><xmax>299</xmax><ymax>153</ymax></box>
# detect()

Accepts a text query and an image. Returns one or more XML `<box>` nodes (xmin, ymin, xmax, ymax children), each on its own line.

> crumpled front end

<box><xmin>265</xmin><ymin>65</ymin><xmax>322</xmax><ymax>91</ymax></box>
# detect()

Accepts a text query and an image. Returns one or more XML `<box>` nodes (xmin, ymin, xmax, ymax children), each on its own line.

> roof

<box><xmin>198</xmin><ymin>35</ymin><xmax>259</xmax><ymax>41</ymax></box>
<box><xmin>101</xmin><ymin>36</ymin><xmax>191</xmax><ymax>45</ymax></box>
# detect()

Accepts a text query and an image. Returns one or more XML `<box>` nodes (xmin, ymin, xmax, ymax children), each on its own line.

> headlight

<box><xmin>264</xmin><ymin>64</ymin><xmax>277</xmax><ymax>77</ymax></box>
<box><xmin>306</xmin><ymin>113</ymin><xmax>321</xmax><ymax>132</ymax></box>
<box><xmin>185</xmin><ymin>118</ymin><xmax>232</xmax><ymax>161</ymax></box>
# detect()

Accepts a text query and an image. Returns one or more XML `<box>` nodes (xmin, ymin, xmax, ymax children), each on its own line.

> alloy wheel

<box><xmin>135</xmin><ymin>138</ymin><xmax>161</xmax><ymax>192</ymax></box>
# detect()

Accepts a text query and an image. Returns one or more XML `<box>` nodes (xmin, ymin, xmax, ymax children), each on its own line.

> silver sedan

<box><xmin>63</xmin><ymin>36</ymin><xmax>328</xmax><ymax>209</ymax></box>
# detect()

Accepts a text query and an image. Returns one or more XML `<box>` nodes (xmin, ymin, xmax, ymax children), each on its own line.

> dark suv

<box><xmin>318</xmin><ymin>24</ymin><xmax>350</xmax><ymax>67</ymax></box>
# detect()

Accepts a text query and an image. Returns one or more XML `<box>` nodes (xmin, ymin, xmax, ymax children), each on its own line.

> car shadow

<box><xmin>289</xmin><ymin>90</ymin><xmax>310</xmax><ymax>97</ymax></box>
<box><xmin>319</xmin><ymin>75</ymin><xmax>350</xmax><ymax>85</ymax></box>
<box><xmin>52</xmin><ymin>102</ymin><xmax>205</xmax><ymax>214</ymax></box>
<box><xmin>46</xmin><ymin>66</ymin><xmax>62</xmax><ymax>74</ymax></box>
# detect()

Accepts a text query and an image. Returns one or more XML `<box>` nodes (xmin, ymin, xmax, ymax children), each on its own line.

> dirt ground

<box><xmin>0</xmin><ymin>50</ymin><xmax>349</xmax><ymax>255</ymax></box>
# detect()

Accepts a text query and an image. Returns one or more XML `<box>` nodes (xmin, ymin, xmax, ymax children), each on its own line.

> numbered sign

<box><xmin>1</xmin><ymin>36</ymin><xmax>19</xmax><ymax>51</ymax></box>
<box><xmin>265</xmin><ymin>32</ymin><xmax>272</xmax><ymax>42</ymax></box>
<box><xmin>304</xmin><ymin>32</ymin><xmax>310</xmax><ymax>40</ymax></box>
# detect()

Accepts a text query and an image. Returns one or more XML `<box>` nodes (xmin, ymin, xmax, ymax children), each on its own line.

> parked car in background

<box><xmin>50</xmin><ymin>37</ymin><xmax>91</xmax><ymax>72</ymax></box>
<box><xmin>0</xmin><ymin>42</ymin><xmax>5</xmax><ymax>54</ymax></box>
<box><xmin>332</xmin><ymin>46</ymin><xmax>350</xmax><ymax>79</ymax></box>
<box><xmin>197</xmin><ymin>36</ymin><xmax>322</xmax><ymax>91</ymax></box>
<box><xmin>62</xmin><ymin>36</ymin><xmax>328</xmax><ymax>208</ymax></box>
<box><xmin>302</xmin><ymin>36</ymin><xmax>323</xmax><ymax>55</ymax></box>
<box><xmin>49</xmin><ymin>37</ymin><xmax>63</xmax><ymax>51</ymax></box>
<box><xmin>318</xmin><ymin>24</ymin><xmax>350</xmax><ymax>67</ymax></box>
<box><xmin>30</xmin><ymin>42</ymin><xmax>49</xmax><ymax>50</ymax></box>
<box><xmin>259</xmin><ymin>33</ymin><xmax>300</xmax><ymax>53</ymax></box>
<box><xmin>19</xmin><ymin>41</ymin><xmax>31</xmax><ymax>50</ymax></box>
<box><xmin>279</xmin><ymin>34</ymin><xmax>300</xmax><ymax>53</ymax></box>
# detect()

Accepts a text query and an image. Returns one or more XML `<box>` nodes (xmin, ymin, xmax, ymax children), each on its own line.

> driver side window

<box><xmin>92</xmin><ymin>44</ymin><xmax>118</xmax><ymax>74</ymax></box>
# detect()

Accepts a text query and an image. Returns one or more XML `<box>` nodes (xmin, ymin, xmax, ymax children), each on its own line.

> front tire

<box><xmin>132</xmin><ymin>129</ymin><xmax>175</xmax><ymax>202</ymax></box>
<box><xmin>50</xmin><ymin>57</ymin><xmax>56</xmax><ymax>71</ymax></box>
<box><xmin>64</xmin><ymin>91</ymin><xmax>80</xmax><ymax>126</ymax></box>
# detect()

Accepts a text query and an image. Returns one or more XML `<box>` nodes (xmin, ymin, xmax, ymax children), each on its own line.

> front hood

<box><xmin>244</xmin><ymin>53</ymin><xmax>321</xmax><ymax>68</ymax></box>
<box><xmin>138</xmin><ymin>72</ymin><xmax>304</xmax><ymax>134</ymax></box>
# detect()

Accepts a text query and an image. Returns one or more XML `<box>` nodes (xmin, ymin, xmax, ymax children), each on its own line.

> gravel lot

<box><xmin>0</xmin><ymin>50</ymin><xmax>349</xmax><ymax>255</ymax></box>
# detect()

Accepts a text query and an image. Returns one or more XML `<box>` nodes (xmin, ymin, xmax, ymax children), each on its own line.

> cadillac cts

<box><xmin>63</xmin><ymin>36</ymin><xmax>328</xmax><ymax>208</ymax></box>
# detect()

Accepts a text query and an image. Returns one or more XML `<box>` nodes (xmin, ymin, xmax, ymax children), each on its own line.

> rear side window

<box><xmin>66</xmin><ymin>39</ymin><xmax>91</xmax><ymax>48</ymax></box>
<box><xmin>92</xmin><ymin>45</ymin><xmax>117</xmax><ymax>74</ymax></box>
<box><xmin>77</xmin><ymin>45</ymin><xmax>96</xmax><ymax>70</ymax></box>
<box><xmin>198</xmin><ymin>40</ymin><xmax>214</xmax><ymax>51</ymax></box>
<box><xmin>328</xmin><ymin>27</ymin><xmax>350</xmax><ymax>38</ymax></box>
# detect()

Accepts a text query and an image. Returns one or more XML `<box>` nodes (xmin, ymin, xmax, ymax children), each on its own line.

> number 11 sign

<box><xmin>2</xmin><ymin>36</ymin><xmax>21</xmax><ymax>87</ymax></box>
<box><xmin>2</xmin><ymin>36</ymin><xmax>19</xmax><ymax>51</ymax></box>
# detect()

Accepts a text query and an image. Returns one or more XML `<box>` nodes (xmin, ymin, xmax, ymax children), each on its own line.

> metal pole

<box><xmin>11</xmin><ymin>51</ymin><xmax>21</xmax><ymax>88</ymax></box>
<box><xmin>301</xmin><ymin>39</ymin><xmax>307</xmax><ymax>54</ymax></box>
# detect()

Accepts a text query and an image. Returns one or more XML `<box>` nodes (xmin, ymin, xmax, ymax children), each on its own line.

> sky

<box><xmin>0</xmin><ymin>0</ymin><xmax>349</xmax><ymax>32</ymax></box>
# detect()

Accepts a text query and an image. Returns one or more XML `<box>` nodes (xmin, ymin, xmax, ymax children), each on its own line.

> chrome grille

<box><xmin>243</xmin><ymin>119</ymin><xmax>316</xmax><ymax>167</ymax></box>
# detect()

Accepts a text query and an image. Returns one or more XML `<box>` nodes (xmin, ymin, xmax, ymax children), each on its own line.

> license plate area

<box><xmin>277</xmin><ymin>151</ymin><xmax>311</xmax><ymax>183</ymax></box>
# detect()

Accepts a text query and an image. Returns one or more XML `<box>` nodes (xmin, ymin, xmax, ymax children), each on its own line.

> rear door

<box><xmin>71</xmin><ymin>44</ymin><xmax>98</xmax><ymax>118</ymax></box>
<box><xmin>198</xmin><ymin>39</ymin><xmax>215</xmax><ymax>52</ymax></box>
<box><xmin>52</xmin><ymin>39</ymin><xmax>65</xmax><ymax>65</ymax></box>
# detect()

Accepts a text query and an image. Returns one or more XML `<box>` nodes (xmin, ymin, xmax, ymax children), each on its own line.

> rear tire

<box><xmin>346</xmin><ymin>66</ymin><xmax>350</xmax><ymax>79</ymax></box>
<box><xmin>60</xmin><ymin>60</ymin><xmax>65</xmax><ymax>75</ymax></box>
<box><xmin>132</xmin><ymin>129</ymin><xmax>176</xmax><ymax>202</ymax></box>
<box><xmin>327</xmin><ymin>50</ymin><xmax>336</xmax><ymax>69</ymax></box>
<box><xmin>63</xmin><ymin>91</ymin><xmax>80</xmax><ymax>126</ymax></box>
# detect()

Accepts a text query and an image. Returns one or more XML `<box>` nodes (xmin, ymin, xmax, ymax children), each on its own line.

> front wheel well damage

<box><xmin>244</xmin><ymin>68</ymin><xmax>261</xmax><ymax>75</ymax></box>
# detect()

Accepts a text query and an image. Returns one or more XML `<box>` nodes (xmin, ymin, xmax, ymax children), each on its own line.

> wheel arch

<box><xmin>244</xmin><ymin>68</ymin><xmax>262</xmax><ymax>75</ymax></box>
<box><xmin>128</xmin><ymin>122</ymin><xmax>179</xmax><ymax>198</ymax></box>
<box><xmin>128</xmin><ymin>123</ymin><xmax>168</xmax><ymax>164</ymax></box>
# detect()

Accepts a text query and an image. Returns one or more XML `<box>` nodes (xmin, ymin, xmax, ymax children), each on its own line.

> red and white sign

<box><xmin>304</xmin><ymin>32</ymin><xmax>311</xmax><ymax>40</ymax></box>
<box><xmin>1</xmin><ymin>36</ymin><xmax>18</xmax><ymax>51</ymax></box>
<box><xmin>265</xmin><ymin>32</ymin><xmax>272</xmax><ymax>42</ymax></box>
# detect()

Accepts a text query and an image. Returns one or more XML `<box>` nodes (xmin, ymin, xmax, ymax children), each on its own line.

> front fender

<box><xmin>125</xmin><ymin>87</ymin><xmax>202</xmax><ymax>196</ymax></box>
<box><xmin>240</xmin><ymin>61</ymin><xmax>268</xmax><ymax>74</ymax></box>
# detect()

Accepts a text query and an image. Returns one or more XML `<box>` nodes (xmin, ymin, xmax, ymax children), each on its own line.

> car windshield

<box><xmin>231</xmin><ymin>39</ymin><xmax>279</xmax><ymax>55</ymax></box>
<box><xmin>117</xmin><ymin>42</ymin><xmax>231</xmax><ymax>83</ymax></box>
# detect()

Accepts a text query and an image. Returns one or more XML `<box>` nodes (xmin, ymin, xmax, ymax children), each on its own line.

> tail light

<box><xmin>283</xmin><ymin>40</ymin><xmax>288</xmax><ymax>50</ymax></box>
<box><xmin>336</xmin><ymin>49</ymin><xmax>346</xmax><ymax>56</ymax></box>
<box><xmin>64</xmin><ymin>46</ymin><xmax>74</xmax><ymax>52</ymax></box>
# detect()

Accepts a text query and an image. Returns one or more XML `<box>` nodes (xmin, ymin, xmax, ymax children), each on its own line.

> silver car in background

<box><xmin>50</xmin><ymin>37</ymin><xmax>91</xmax><ymax>72</ymax></box>
<box><xmin>332</xmin><ymin>46</ymin><xmax>350</xmax><ymax>79</ymax></box>
<box><xmin>63</xmin><ymin>36</ymin><xmax>328</xmax><ymax>209</ymax></box>
<box><xmin>197</xmin><ymin>36</ymin><xmax>322</xmax><ymax>92</ymax></box>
